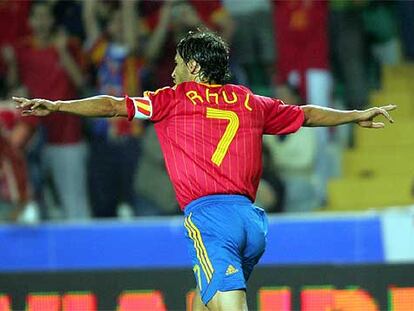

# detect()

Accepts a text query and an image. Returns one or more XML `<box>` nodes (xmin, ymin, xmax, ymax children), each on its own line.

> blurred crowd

<box><xmin>0</xmin><ymin>0</ymin><xmax>412</xmax><ymax>223</ymax></box>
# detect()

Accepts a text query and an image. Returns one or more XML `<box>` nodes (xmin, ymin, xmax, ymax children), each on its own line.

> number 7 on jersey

<box><xmin>206</xmin><ymin>107</ymin><xmax>240</xmax><ymax>166</ymax></box>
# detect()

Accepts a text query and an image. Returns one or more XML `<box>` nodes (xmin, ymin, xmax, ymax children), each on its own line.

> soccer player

<box><xmin>14</xmin><ymin>30</ymin><xmax>396</xmax><ymax>311</ymax></box>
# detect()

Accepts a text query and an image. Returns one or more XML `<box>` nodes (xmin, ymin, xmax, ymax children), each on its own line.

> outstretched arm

<box><xmin>122</xmin><ymin>0</ymin><xmax>139</xmax><ymax>53</ymax></box>
<box><xmin>13</xmin><ymin>95</ymin><xmax>127</xmax><ymax>118</ymax></box>
<box><xmin>82</xmin><ymin>0</ymin><xmax>100</xmax><ymax>46</ymax></box>
<box><xmin>302</xmin><ymin>104</ymin><xmax>396</xmax><ymax>128</ymax></box>
<box><xmin>144</xmin><ymin>1</ymin><xmax>174</xmax><ymax>63</ymax></box>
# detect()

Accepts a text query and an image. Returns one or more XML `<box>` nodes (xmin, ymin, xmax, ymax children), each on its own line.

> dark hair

<box><xmin>176</xmin><ymin>30</ymin><xmax>231</xmax><ymax>84</ymax></box>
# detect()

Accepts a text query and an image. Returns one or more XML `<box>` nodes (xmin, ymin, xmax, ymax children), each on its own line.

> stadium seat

<box><xmin>343</xmin><ymin>147</ymin><xmax>414</xmax><ymax>177</ymax></box>
<box><xmin>328</xmin><ymin>176</ymin><xmax>412</xmax><ymax>211</ymax></box>
<box><xmin>327</xmin><ymin>63</ymin><xmax>414</xmax><ymax>211</ymax></box>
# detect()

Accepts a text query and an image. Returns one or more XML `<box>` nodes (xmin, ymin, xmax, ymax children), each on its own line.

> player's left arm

<box><xmin>302</xmin><ymin>104</ymin><xmax>397</xmax><ymax>128</ymax></box>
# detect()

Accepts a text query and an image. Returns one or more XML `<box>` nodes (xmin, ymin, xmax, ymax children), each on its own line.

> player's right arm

<box><xmin>14</xmin><ymin>86</ymin><xmax>173</xmax><ymax>121</ymax></box>
<box><xmin>13</xmin><ymin>95</ymin><xmax>128</xmax><ymax>118</ymax></box>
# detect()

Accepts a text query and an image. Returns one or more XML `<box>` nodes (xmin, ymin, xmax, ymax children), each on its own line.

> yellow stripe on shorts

<box><xmin>184</xmin><ymin>217</ymin><xmax>212</xmax><ymax>282</ymax></box>
<box><xmin>186</xmin><ymin>214</ymin><xmax>214</xmax><ymax>276</ymax></box>
<box><xmin>184</xmin><ymin>214</ymin><xmax>214</xmax><ymax>282</ymax></box>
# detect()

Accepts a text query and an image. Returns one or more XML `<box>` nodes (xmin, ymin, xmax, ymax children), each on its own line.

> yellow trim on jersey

<box><xmin>143</xmin><ymin>86</ymin><xmax>171</xmax><ymax>98</ymax></box>
<box><xmin>244</xmin><ymin>93</ymin><xmax>252</xmax><ymax>111</ymax></box>
<box><xmin>184</xmin><ymin>214</ymin><xmax>214</xmax><ymax>282</ymax></box>
<box><xmin>198</xmin><ymin>82</ymin><xmax>222</xmax><ymax>88</ymax></box>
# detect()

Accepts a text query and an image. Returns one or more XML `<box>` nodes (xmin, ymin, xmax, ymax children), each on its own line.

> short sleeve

<box><xmin>257</xmin><ymin>95</ymin><xmax>305</xmax><ymax>135</ymax></box>
<box><xmin>143</xmin><ymin>86</ymin><xmax>176</xmax><ymax>122</ymax></box>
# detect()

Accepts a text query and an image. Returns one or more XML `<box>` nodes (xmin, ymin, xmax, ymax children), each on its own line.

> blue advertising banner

<box><xmin>0</xmin><ymin>213</ymin><xmax>384</xmax><ymax>271</ymax></box>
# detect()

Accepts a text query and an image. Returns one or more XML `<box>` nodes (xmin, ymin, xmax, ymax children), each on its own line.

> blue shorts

<box><xmin>183</xmin><ymin>194</ymin><xmax>268</xmax><ymax>305</ymax></box>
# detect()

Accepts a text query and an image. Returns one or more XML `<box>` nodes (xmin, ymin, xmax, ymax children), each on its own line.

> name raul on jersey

<box><xmin>185</xmin><ymin>89</ymin><xmax>253</xmax><ymax>112</ymax></box>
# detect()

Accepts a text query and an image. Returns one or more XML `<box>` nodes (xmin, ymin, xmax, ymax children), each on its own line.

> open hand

<box><xmin>357</xmin><ymin>104</ymin><xmax>397</xmax><ymax>128</ymax></box>
<box><xmin>13</xmin><ymin>97</ymin><xmax>59</xmax><ymax>117</ymax></box>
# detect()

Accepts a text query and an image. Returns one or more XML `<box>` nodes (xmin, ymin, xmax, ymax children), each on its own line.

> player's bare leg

<box><xmin>206</xmin><ymin>290</ymin><xmax>248</xmax><ymax>311</ymax></box>
<box><xmin>192</xmin><ymin>288</ymin><xmax>209</xmax><ymax>311</ymax></box>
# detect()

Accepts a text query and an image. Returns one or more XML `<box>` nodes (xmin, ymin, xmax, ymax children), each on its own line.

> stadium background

<box><xmin>1</xmin><ymin>0</ymin><xmax>414</xmax><ymax>310</ymax></box>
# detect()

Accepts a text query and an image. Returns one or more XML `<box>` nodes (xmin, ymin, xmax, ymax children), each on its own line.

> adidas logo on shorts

<box><xmin>225</xmin><ymin>265</ymin><xmax>239</xmax><ymax>276</ymax></box>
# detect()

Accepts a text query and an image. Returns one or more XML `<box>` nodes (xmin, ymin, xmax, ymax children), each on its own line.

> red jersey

<box><xmin>0</xmin><ymin>0</ymin><xmax>30</xmax><ymax>74</ymax></box>
<box><xmin>0</xmin><ymin>108</ymin><xmax>29</xmax><ymax>204</ymax></box>
<box><xmin>0</xmin><ymin>108</ymin><xmax>18</xmax><ymax>133</ymax></box>
<box><xmin>274</xmin><ymin>0</ymin><xmax>329</xmax><ymax>98</ymax></box>
<box><xmin>127</xmin><ymin>82</ymin><xmax>304</xmax><ymax>209</ymax></box>
<box><xmin>15</xmin><ymin>37</ymin><xmax>85</xmax><ymax>144</ymax></box>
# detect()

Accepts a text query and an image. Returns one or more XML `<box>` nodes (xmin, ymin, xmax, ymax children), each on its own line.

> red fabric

<box><xmin>18</xmin><ymin>115</ymin><xmax>39</xmax><ymax>128</ymax></box>
<box><xmin>0</xmin><ymin>109</ymin><xmax>19</xmax><ymax>132</ymax></box>
<box><xmin>125</xmin><ymin>95</ymin><xmax>135</xmax><ymax>121</ymax></box>
<box><xmin>15</xmin><ymin>37</ymin><xmax>83</xmax><ymax>100</ymax></box>
<box><xmin>142</xmin><ymin>0</ymin><xmax>222</xmax><ymax>31</ymax></box>
<box><xmin>274</xmin><ymin>0</ymin><xmax>329</xmax><ymax>99</ymax></box>
<box><xmin>0</xmin><ymin>1</ymin><xmax>30</xmax><ymax>46</ymax></box>
<box><xmin>141</xmin><ymin>82</ymin><xmax>304</xmax><ymax>209</ymax></box>
<box><xmin>141</xmin><ymin>0</ymin><xmax>225</xmax><ymax>88</ymax></box>
<box><xmin>0</xmin><ymin>0</ymin><xmax>30</xmax><ymax>74</ymax></box>
<box><xmin>188</xmin><ymin>0</ymin><xmax>223</xmax><ymax>27</ymax></box>
<box><xmin>14</xmin><ymin>37</ymin><xmax>84</xmax><ymax>144</ymax></box>
<box><xmin>17</xmin><ymin>114</ymin><xmax>83</xmax><ymax>145</ymax></box>
<box><xmin>41</xmin><ymin>114</ymin><xmax>83</xmax><ymax>144</ymax></box>
<box><xmin>0</xmin><ymin>109</ymin><xmax>30</xmax><ymax>203</ymax></box>
<box><xmin>0</xmin><ymin>134</ymin><xmax>29</xmax><ymax>204</ymax></box>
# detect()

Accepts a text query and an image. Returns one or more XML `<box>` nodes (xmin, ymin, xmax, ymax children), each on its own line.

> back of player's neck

<box><xmin>197</xmin><ymin>79</ymin><xmax>217</xmax><ymax>85</ymax></box>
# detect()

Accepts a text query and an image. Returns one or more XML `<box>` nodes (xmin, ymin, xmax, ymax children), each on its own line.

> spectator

<box><xmin>263</xmin><ymin>84</ymin><xmax>319</xmax><ymax>213</ymax></box>
<box><xmin>0</xmin><ymin>1</ymin><xmax>30</xmax><ymax>46</ymax></box>
<box><xmin>363</xmin><ymin>0</ymin><xmax>400</xmax><ymax>86</ymax></box>
<box><xmin>52</xmin><ymin>0</ymin><xmax>85</xmax><ymax>41</ymax></box>
<box><xmin>135</xmin><ymin>125</ymin><xmax>178</xmax><ymax>216</ymax></box>
<box><xmin>274</xmin><ymin>0</ymin><xmax>332</xmax><ymax>206</ymax></box>
<box><xmin>222</xmin><ymin>0</ymin><xmax>274</xmax><ymax>95</ymax></box>
<box><xmin>260</xmin><ymin>141</ymin><xmax>286</xmax><ymax>213</ymax></box>
<box><xmin>329</xmin><ymin>0</ymin><xmax>369</xmax><ymax>110</ymax></box>
<box><xmin>396</xmin><ymin>1</ymin><xmax>414</xmax><ymax>61</ymax></box>
<box><xmin>0</xmin><ymin>0</ymin><xmax>31</xmax><ymax>98</ymax></box>
<box><xmin>255</xmin><ymin>178</ymin><xmax>279</xmax><ymax>213</ymax></box>
<box><xmin>0</xmin><ymin>103</ymin><xmax>33</xmax><ymax>222</ymax></box>
<box><xmin>141</xmin><ymin>0</ymin><xmax>233</xmax><ymax>89</ymax></box>
<box><xmin>3</xmin><ymin>1</ymin><xmax>90</xmax><ymax>220</ymax></box>
<box><xmin>83</xmin><ymin>0</ymin><xmax>145</xmax><ymax>218</ymax></box>
<box><xmin>274</xmin><ymin>0</ymin><xmax>331</xmax><ymax>107</ymax></box>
